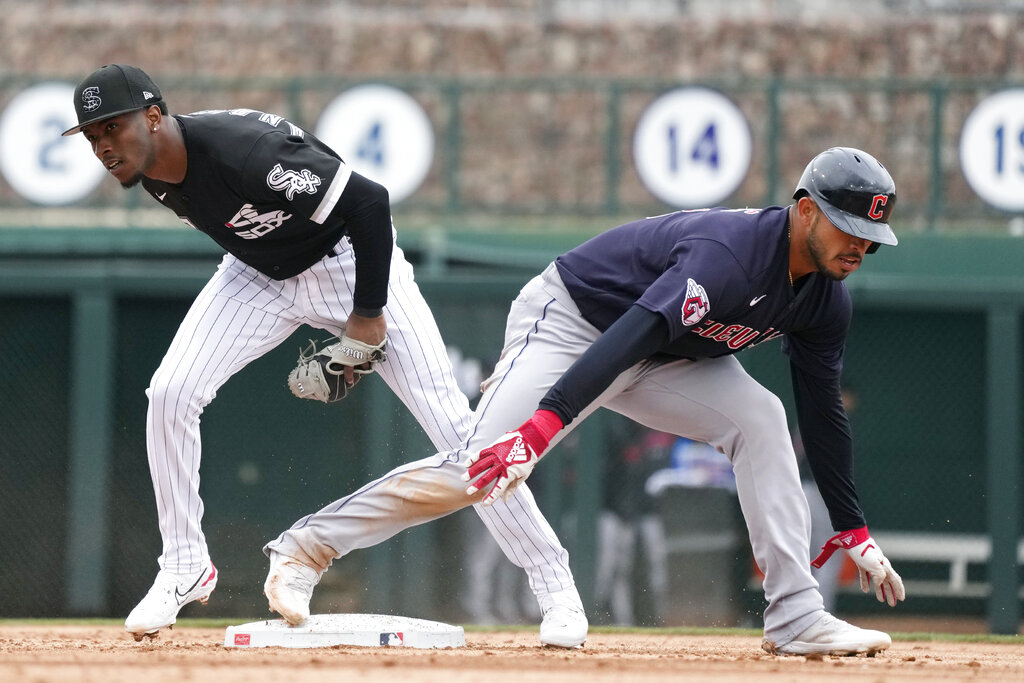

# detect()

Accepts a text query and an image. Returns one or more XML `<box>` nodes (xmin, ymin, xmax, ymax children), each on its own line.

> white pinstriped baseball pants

<box><xmin>147</xmin><ymin>233</ymin><xmax>576</xmax><ymax>599</ymax></box>
<box><xmin>271</xmin><ymin>262</ymin><xmax>826</xmax><ymax>644</ymax></box>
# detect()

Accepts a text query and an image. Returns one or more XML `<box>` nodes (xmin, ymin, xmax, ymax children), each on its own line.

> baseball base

<box><xmin>223</xmin><ymin>613</ymin><xmax>465</xmax><ymax>649</ymax></box>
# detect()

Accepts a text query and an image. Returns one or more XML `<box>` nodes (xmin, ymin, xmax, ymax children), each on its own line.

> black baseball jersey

<box><xmin>544</xmin><ymin>207</ymin><xmax>865</xmax><ymax>529</ymax></box>
<box><xmin>143</xmin><ymin>109</ymin><xmax>392</xmax><ymax>312</ymax></box>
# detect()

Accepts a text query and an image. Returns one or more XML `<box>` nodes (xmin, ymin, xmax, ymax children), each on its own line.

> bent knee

<box><xmin>718</xmin><ymin>389</ymin><xmax>791</xmax><ymax>457</ymax></box>
<box><xmin>745</xmin><ymin>390</ymin><xmax>789</xmax><ymax>432</ymax></box>
<box><xmin>147</xmin><ymin>367</ymin><xmax>215</xmax><ymax>410</ymax></box>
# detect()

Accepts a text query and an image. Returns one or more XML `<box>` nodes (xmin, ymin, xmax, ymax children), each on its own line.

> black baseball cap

<box><xmin>62</xmin><ymin>64</ymin><xmax>162</xmax><ymax>136</ymax></box>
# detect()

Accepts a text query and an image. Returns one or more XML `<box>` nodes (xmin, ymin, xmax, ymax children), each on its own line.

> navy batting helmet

<box><xmin>793</xmin><ymin>147</ymin><xmax>897</xmax><ymax>254</ymax></box>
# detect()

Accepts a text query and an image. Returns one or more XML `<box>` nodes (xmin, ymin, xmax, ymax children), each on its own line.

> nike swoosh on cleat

<box><xmin>157</xmin><ymin>192</ymin><xmax>167</xmax><ymax>201</ymax></box>
<box><xmin>174</xmin><ymin>567</ymin><xmax>211</xmax><ymax>605</ymax></box>
<box><xmin>201</xmin><ymin>565</ymin><xmax>217</xmax><ymax>587</ymax></box>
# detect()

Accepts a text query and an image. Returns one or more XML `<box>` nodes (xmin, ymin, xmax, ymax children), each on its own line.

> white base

<box><xmin>224</xmin><ymin>613</ymin><xmax>465</xmax><ymax>649</ymax></box>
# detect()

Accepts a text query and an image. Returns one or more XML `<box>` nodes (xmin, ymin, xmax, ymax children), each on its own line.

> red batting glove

<box><xmin>812</xmin><ymin>526</ymin><xmax>906</xmax><ymax>607</ymax></box>
<box><xmin>462</xmin><ymin>410</ymin><xmax>563</xmax><ymax>506</ymax></box>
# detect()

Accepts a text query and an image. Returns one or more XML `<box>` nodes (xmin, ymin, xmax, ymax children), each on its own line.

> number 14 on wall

<box><xmin>633</xmin><ymin>87</ymin><xmax>751</xmax><ymax>209</ymax></box>
<box><xmin>667</xmin><ymin>121</ymin><xmax>721</xmax><ymax>173</ymax></box>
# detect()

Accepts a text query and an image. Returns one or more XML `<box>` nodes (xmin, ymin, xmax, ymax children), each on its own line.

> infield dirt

<box><xmin>2</xmin><ymin>622</ymin><xmax>1023</xmax><ymax>682</ymax></box>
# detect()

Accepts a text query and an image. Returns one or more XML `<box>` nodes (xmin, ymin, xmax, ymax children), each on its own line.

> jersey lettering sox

<box><xmin>143</xmin><ymin>109</ymin><xmax>362</xmax><ymax>281</ymax></box>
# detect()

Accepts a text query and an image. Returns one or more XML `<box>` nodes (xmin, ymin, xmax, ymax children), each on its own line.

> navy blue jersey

<box><xmin>546</xmin><ymin>206</ymin><xmax>865</xmax><ymax>529</ymax></box>
<box><xmin>555</xmin><ymin>206</ymin><xmax>851</xmax><ymax>378</ymax></box>
<box><xmin>143</xmin><ymin>109</ymin><xmax>392</xmax><ymax>311</ymax></box>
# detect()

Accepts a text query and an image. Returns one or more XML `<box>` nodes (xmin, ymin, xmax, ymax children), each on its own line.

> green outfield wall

<box><xmin>0</xmin><ymin>228</ymin><xmax>1020</xmax><ymax>632</ymax></box>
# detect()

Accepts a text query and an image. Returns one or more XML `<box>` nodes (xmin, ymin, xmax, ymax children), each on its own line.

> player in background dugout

<box><xmin>63</xmin><ymin>64</ymin><xmax>587</xmax><ymax>647</ymax></box>
<box><xmin>457</xmin><ymin>146</ymin><xmax>907</xmax><ymax>656</ymax></box>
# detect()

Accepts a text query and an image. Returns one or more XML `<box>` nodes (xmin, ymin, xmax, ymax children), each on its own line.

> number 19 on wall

<box><xmin>960</xmin><ymin>89</ymin><xmax>1024</xmax><ymax>212</ymax></box>
<box><xmin>992</xmin><ymin>123</ymin><xmax>1024</xmax><ymax>177</ymax></box>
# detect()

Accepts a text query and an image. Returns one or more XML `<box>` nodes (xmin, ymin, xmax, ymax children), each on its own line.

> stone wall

<box><xmin>7</xmin><ymin>2</ymin><xmax>1021</xmax><ymax>80</ymax></box>
<box><xmin>2</xmin><ymin>1</ymin><xmax>1023</xmax><ymax>229</ymax></box>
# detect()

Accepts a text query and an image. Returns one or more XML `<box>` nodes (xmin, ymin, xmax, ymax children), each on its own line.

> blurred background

<box><xmin>0</xmin><ymin>0</ymin><xmax>1021</xmax><ymax>635</ymax></box>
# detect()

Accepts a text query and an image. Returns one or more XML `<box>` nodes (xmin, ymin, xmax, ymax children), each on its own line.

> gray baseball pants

<box><xmin>269</xmin><ymin>262</ymin><xmax>826</xmax><ymax>643</ymax></box>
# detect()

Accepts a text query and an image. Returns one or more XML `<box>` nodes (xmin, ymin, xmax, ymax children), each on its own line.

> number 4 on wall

<box><xmin>357</xmin><ymin>121</ymin><xmax>385</xmax><ymax>167</ymax></box>
<box><xmin>315</xmin><ymin>84</ymin><xmax>435</xmax><ymax>204</ymax></box>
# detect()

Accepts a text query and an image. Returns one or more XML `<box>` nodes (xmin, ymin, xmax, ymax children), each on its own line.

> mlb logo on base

<box><xmin>380</xmin><ymin>632</ymin><xmax>404</xmax><ymax>646</ymax></box>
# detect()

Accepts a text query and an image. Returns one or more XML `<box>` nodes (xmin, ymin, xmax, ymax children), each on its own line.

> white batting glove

<box><xmin>812</xmin><ymin>526</ymin><xmax>906</xmax><ymax>607</ymax></box>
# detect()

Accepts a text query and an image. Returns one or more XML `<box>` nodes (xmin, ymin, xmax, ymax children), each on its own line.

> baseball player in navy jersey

<box><xmin>270</xmin><ymin>146</ymin><xmax>905</xmax><ymax>656</ymax></box>
<box><xmin>64</xmin><ymin>64</ymin><xmax>586</xmax><ymax>647</ymax></box>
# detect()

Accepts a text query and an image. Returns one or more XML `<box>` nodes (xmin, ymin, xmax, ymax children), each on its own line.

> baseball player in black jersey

<box><xmin>267</xmin><ymin>146</ymin><xmax>906</xmax><ymax>656</ymax></box>
<box><xmin>65</xmin><ymin>64</ymin><xmax>587</xmax><ymax>646</ymax></box>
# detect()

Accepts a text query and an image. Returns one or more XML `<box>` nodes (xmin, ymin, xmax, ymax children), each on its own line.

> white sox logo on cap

<box><xmin>82</xmin><ymin>86</ymin><xmax>102</xmax><ymax>112</ymax></box>
<box><xmin>62</xmin><ymin>64</ymin><xmax>164</xmax><ymax>137</ymax></box>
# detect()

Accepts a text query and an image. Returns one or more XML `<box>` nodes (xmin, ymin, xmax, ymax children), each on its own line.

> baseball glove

<box><xmin>287</xmin><ymin>334</ymin><xmax>388</xmax><ymax>403</ymax></box>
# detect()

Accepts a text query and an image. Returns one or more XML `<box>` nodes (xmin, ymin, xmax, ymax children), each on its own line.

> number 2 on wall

<box><xmin>38</xmin><ymin>117</ymin><xmax>68</xmax><ymax>172</ymax></box>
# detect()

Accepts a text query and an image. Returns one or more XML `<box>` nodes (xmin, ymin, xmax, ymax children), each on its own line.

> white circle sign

<box><xmin>633</xmin><ymin>87</ymin><xmax>752</xmax><ymax>208</ymax></box>
<box><xmin>0</xmin><ymin>82</ymin><xmax>106</xmax><ymax>205</ymax></box>
<box><xmin>315</xmin><ymin>84</ymin><xmax>434</xmax><ymax>204</ymax></box>
<box><xmin>960</xmin><ymin>89</ymin><xmax>1024</xmax><ymax>212</ymax></box>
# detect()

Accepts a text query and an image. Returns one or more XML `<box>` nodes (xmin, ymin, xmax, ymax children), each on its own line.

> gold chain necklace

<box><xmin>787</xmin><ymin>224</ymin><xmax>794</xmax><ymax>287</ymax></box>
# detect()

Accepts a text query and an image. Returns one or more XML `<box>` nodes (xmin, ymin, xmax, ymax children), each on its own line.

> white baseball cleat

<box><xmin>124</xmin><ymin>563</ymin><xmax>217</xmax><ymax>641</ymax></box>
<box><xmin>537</xmin><ymin>587</ymin><xmax>588</xmax><ymax>648</ymax></box>
<box><xmin>540</xmin><ymin>604</ymin><xmax>588</xmax><ymax>648</ymax></box>
<box><xmin>763</xmin><ymin>613</ymin><xmax>891</xmax><ymax>656</ymax></box>
<box><xmin>264</xmin><ymin>550</ymin><xmax>320</xmax><ymax>625</ymax></box>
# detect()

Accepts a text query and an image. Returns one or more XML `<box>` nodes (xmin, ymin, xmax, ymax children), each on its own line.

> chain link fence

<box><xmin>1</xmin><ymin>267</ymin><xmax>1019</xmax><ymax>624</ymax></box>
